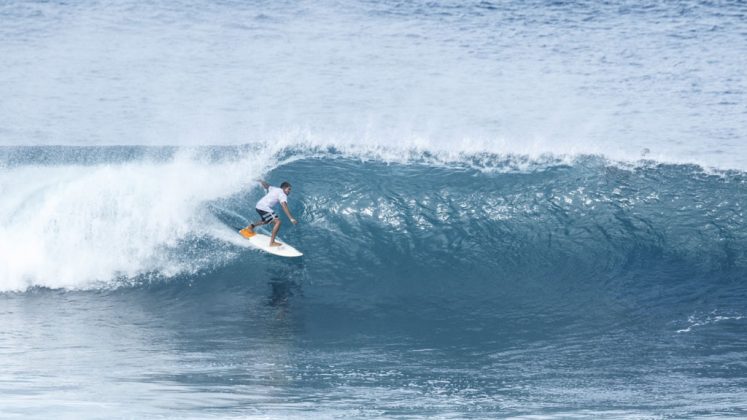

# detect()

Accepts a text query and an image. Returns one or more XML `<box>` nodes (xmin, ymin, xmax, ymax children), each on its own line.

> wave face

<box><xmin>296</xmin><ymin>154</ymin><xmax>747</xmax><ymax>318</ymax></box>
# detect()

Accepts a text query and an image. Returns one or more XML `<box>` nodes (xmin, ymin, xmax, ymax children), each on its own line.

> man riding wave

<box><xmin>241</xmin><ymin>180</ymin><xmax>298</xmax><ymax>247</ymax></box>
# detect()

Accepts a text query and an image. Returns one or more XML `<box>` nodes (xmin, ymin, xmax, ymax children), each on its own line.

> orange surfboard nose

<box><xmin>239</xmin><ymin>228</ymin><xmax>256</xmax><ymax>238</ymax></box>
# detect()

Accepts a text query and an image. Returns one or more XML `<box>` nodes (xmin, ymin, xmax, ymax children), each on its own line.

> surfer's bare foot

<box><xmin>246</xmin><ymin>224</ymin><xmax>254</xmax><ymax>233</ymax></box>
<box><xmin>269</xmin><ymin>241</ymin><xmax>283</xmax><ymax>247</ymax></box>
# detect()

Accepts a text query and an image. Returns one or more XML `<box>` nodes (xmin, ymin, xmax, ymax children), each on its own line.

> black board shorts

<box><xmin>256</xmin><ymin>208</ymin><xmax>278</xmax><ymax>223</ymax></box>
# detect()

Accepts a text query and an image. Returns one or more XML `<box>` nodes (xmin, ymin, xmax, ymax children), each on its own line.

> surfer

<box><xmin>243</xmin><ymin>180</ymin><xmax>298</xmax><ymax>247</ymax></box>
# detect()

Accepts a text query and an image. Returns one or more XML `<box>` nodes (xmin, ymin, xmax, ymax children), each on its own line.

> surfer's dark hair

<box><xmin>280</xmin><ymin>182</ymin><xmax>291</xmax><ymax>189</ymax></box>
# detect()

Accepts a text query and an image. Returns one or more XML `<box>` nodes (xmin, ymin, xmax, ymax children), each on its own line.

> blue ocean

<box><xmin>2</xmin><ymin>1</ymin><xmax>747</xmax><ymax>418</ymax></box>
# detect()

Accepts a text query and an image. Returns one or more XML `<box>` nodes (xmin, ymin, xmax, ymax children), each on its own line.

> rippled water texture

<box><xmin>1</xmin><ymin>0</ymin><xmax>746</xmax><ymax>167</ymax></box>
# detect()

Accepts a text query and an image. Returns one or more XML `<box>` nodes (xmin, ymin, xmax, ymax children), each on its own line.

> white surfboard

<box><xmin>239</xmin><ymin>228</ymin><xmax>303</xmax><ymax>257</ymax></box>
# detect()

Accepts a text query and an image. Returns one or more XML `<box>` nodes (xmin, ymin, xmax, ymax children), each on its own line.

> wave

<box><xmin>1</xmin><ymin>145</ymin><xmax>746</xmax><ymax>322</ymax></box>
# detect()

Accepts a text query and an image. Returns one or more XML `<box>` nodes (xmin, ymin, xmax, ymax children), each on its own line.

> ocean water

<box><xmin>1</xmin><ymin>1</ymin><xmax>747</xmax><ymax>418</ymax></box>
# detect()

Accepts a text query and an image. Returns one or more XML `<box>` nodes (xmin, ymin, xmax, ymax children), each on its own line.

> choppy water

<box><xmin>1</xmin><ymin>0</ymin><xmax>747</xmax><ymax>418</ymax></box>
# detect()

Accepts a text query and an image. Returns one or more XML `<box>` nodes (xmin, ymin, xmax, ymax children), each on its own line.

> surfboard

<box><xmin>239</xmin><ymin>228</ymin><xmax>303</xmax><ymax>258</ymax></box>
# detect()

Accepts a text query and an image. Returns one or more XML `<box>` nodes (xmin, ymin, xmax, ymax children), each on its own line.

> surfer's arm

<box><xmin>280</xmin><ymin>202</ymin><xmax>298</xmax><ymax>224</ymax></box>
<box><xmin>257</xmin><ymin>179</ymin><xmax>270</xmax><ymax>190</ymax></box>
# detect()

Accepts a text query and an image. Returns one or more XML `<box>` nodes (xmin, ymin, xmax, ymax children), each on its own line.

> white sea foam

<box><xmin>676</xmin><ymin>310</ymin><xmax>746</xmax><ymax>334</ymax></box>
<box><xmin>0</xmin><ymin>150</ymin><xmax>269</xmax><ymax>291</ymax></box>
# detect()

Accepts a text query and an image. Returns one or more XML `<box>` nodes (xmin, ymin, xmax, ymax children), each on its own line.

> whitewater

<box><xmin>1</xmin><ymin>0</ymin><xmax>747</xmax><ymax>418</ymax></box>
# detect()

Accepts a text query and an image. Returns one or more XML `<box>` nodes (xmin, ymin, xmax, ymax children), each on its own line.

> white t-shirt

<box><xmin>256</xmin><ymin>186</ymin><xmax>288</xmax><ymax>212</ymax></box>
